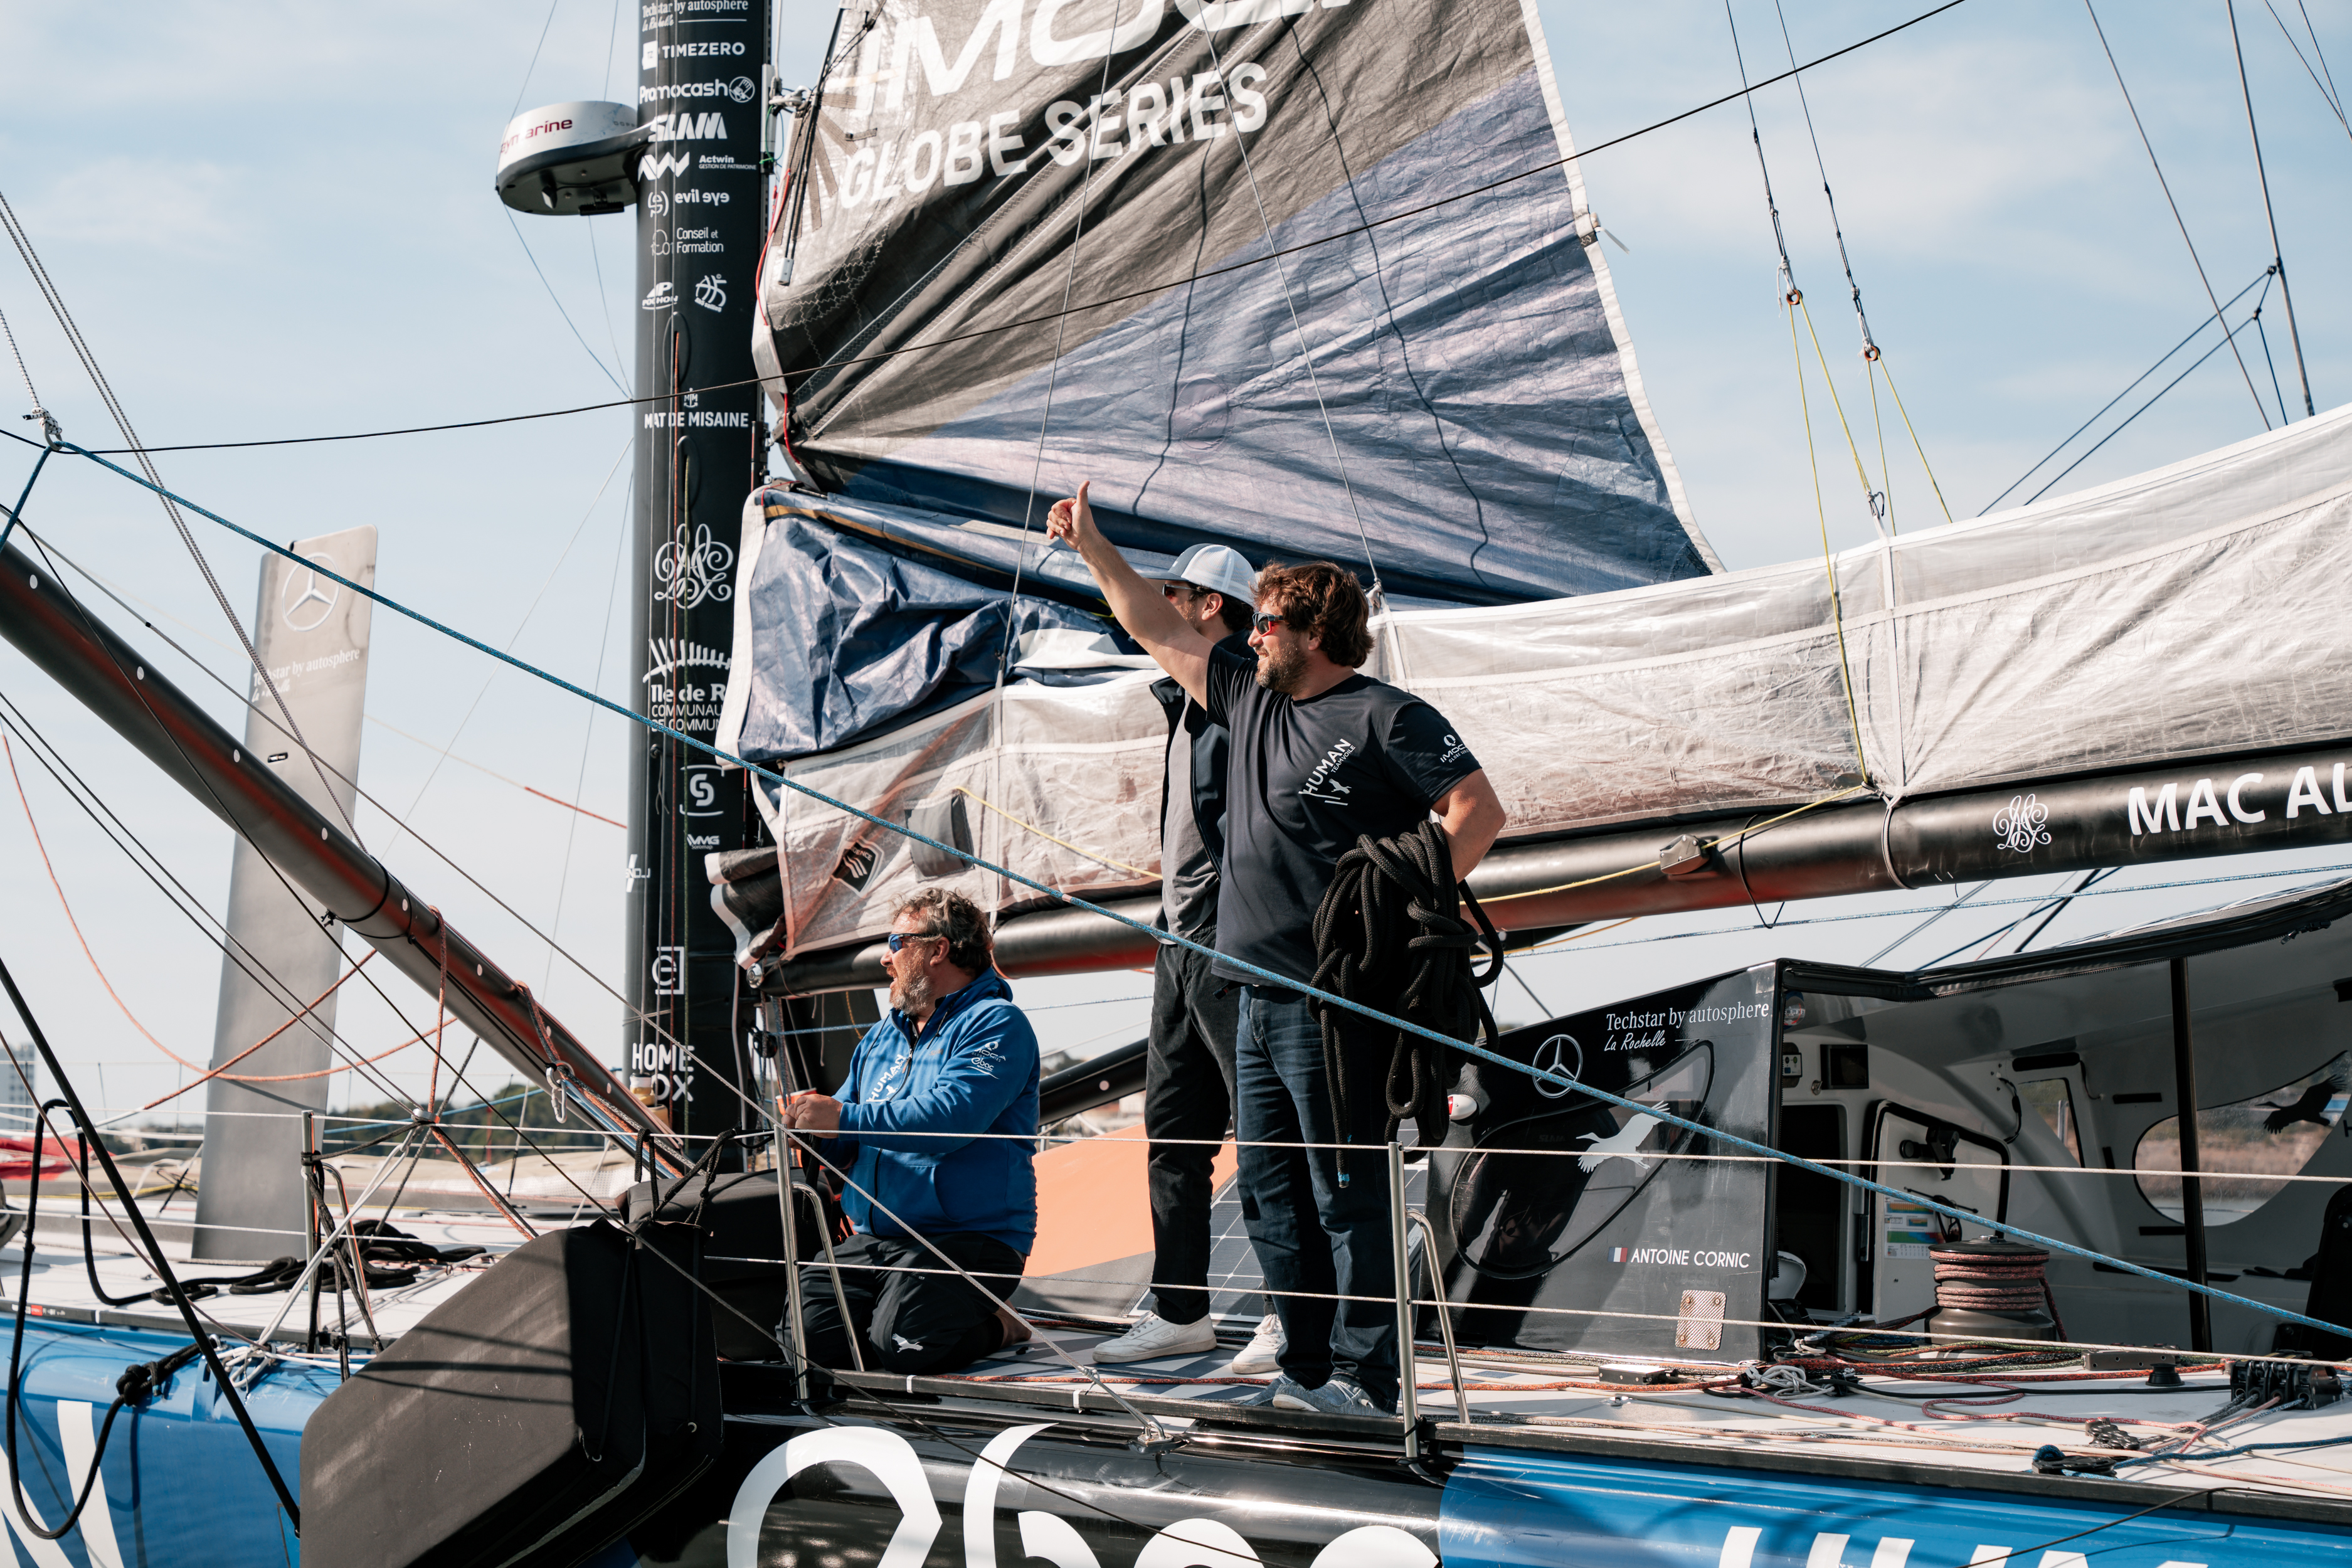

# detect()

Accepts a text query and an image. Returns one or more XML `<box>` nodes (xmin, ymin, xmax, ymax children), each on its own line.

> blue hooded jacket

<box><xmin>832</xmin><ymin>970</ymin><xmax>1040</xmax><ymax>1255</ymax></box>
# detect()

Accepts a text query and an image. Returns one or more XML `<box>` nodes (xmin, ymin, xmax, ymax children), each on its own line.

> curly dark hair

<box><xmin>893</xmin><ymin>886</ymin><xmax>992</xmax><ymax>974</ymax></box>
<box><xmin>1254</xmin><ymin>561</ymin><xmax>1374</xmax><ymax>668</ymax></box>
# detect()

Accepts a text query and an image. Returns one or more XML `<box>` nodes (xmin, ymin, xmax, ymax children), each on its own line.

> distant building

<box><xmin>0</xmin><ymin>1041</ymin><xmax>41</xmax><ymax>1133</ymax></box>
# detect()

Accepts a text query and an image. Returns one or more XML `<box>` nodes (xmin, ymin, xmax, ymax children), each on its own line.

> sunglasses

<box><xmin>1251</xmin><ymin>610</ymin><xmax>1291</xmax><ymax>635</ymax></box>
<box><xmin>886</xmin><ymin>930</ymin><xmax>941</xmax><ymax>953</ymax></box>
<box><xmin>1158</xmin><ymin>582</ymin><xmax>1197</xmax><ymax>600</ymax></box>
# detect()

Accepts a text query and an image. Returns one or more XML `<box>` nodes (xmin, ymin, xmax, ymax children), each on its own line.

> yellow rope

<box><xmin>950</xmin><ymin>786</ymin><xmax>1157</xmax><ymax>879</ymax></box>
<box><xmin>1787</xmin><ymin>295</ymin><xmax>1875</xmax><ymax>786</ymax></box>
<box><xmin>1798</xmin><ymin>295</ymin><xmax>1880</xmax><ymax>516</ymax></box>
<box><xmin>1866</xmin><ymin>355</ymin><xmax>1895</xmax><ymax>535</ymax></box>
<box><xmin>1878</xmin><ymin>356</ymin><xmax>1954</xmax><ymax>525</ymax></box>
<box><xmin>1499</xmin><ymin>782</ymin><xmax>1876</xmax><ymax>901</ymax></box>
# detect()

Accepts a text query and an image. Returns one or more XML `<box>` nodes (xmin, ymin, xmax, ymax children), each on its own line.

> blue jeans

<box><xmin>1234</xmin><ymin>985</ymin><xmax>1397</xmax><ymax>1409</ymax></box>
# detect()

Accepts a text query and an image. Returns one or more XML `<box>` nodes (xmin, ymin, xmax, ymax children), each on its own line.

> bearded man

<box><xmin>1045</xmin><ymin>482</ymin><xmax>1505</xmax><ymax>1417</ymax></box>
<box><xmin>781</xmin><ymin>887</ymin><xmax>1040</xmax><ymax>1378</ymax></box>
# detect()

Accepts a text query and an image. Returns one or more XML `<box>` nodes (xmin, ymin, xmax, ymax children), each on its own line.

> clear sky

<box><xmin>0</xmin><ymin>0</ymin><xmax>2344</xmax><ymax>1121</ymax></box>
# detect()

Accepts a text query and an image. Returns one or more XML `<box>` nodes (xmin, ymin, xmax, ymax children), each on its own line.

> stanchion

<box><xmin>1385</xmin><ymin>1143</ymin><xmax>1421</xmax><ymax>1453</ymax></box>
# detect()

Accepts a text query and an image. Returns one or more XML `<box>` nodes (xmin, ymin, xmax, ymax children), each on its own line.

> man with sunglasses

<box><xmin>1046</xmin><ymin>483</ymin><xmax>1506</xmax><ymax>1417</ymax></box>
<box><xmin>1093</xmin><ymin>544</ymin><xmax>1283</xmax><ymax>1374</ymax></box>
<box><xmin>781</xmin><ymin>887</ymin><xmax>1041</xmax><ymax>1379</ymax></box>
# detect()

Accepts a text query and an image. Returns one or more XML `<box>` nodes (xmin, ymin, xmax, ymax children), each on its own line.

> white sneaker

<box><xmin>1092</xmin><ymin>1311</ymin><xmax>1219</xmax><ymax>1364</ymax></box>
<box><xmin>1227</xmin><ymin>1313</ymin><xmax>1286</xmax><ymax>1375</ymax></box>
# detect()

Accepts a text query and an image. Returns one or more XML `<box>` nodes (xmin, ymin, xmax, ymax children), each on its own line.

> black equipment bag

<box><xmin>622</xmin><ymin>1168</ymin><xmax>831</xmax><ymax>1361</ymax></box>
<box><xmin>299</xmin><ymin>1220</ymin><xmax>718</xmax><ymax>1568</ymax></box>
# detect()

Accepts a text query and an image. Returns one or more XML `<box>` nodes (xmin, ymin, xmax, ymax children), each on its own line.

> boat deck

<box><xmin>9</xmin><ymin>1201</ymin><xmax>2349</xmax><ymax>1517</ymax></box>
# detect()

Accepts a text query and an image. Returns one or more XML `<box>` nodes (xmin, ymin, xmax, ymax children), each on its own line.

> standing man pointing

<box><xmin>1092</xmin><ymin>542</ymin><xmax>1283</xmax><ymax>1374</ymax></box>
<box><xmin>1046</xmin><ymin>484</ymin><xmax>1506</xmax><ymax>1416</ymax></box>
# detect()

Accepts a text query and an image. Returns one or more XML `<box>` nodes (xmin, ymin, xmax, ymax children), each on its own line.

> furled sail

<box><xmin>734</xmin><ymin>0</ymin><xmax>1717</xmax><ymax>758</ymax></box>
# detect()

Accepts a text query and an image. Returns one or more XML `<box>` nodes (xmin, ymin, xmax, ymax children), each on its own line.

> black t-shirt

<box><xmin>1202</xmin><ymin>642</ymin><xmax>1481</xmax><ymax>987</ymax></box>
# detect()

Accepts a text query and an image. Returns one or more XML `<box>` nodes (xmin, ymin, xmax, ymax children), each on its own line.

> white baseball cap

<box><xmin>1138</xmin><ymin>543</ymin><xmax>1258</xmax><ymax>606</ymax></box>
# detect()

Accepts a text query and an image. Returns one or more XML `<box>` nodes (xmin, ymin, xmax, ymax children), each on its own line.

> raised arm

<box><xmin>1046</xmin><ymin>481</ymin><xmax>1215</xmax><ymax>704</ymax></box>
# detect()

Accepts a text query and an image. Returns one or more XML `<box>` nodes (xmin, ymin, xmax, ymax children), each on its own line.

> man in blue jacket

<box><xmin>781</xmin><ymin>887</ymin><xmax>1041</xmax><ymax>1377</ymax></box>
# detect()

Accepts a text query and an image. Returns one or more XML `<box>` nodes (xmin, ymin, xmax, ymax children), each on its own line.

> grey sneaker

<box><xmin>1273</xmin><ymin>1377</ymin><xmax>1394</xmax><ymax>1417</ymax></box>
<box><xmin>1227</xmin><ymin>1312</ymin><xmax>1286</xmax><ymax>1375</ymax></box>
<box><xmin>1092</xmin><ymin>1311</ymin><xmax>1219</xmax><ymax>1364</ymax></box>
<box><xmin>1239</xmin><ymin>1374</ymin><xmax>1312</xmax><ymax>1406</ymax></box>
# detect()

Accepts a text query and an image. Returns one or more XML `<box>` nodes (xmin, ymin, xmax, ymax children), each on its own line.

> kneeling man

<box><xmin>782</xmin><ymin>887</ymin><xmax>1040</xmax><ymax>1376</ymax></box>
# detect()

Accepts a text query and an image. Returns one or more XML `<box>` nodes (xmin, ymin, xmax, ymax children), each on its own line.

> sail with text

<box><xmin>733</xmin><ymin>0</ymin><xmax>1719</xmax><ymax>761</ymax></box>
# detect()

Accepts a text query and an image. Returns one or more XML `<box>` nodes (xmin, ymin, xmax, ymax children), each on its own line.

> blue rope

<box><xmin>0</xmin><ymin>442</ymin><xmax>51</xmax><ymax>558</ymax></box>
<box><xmin>50</xmin><ymin>440</ymin><xmax>2352</xmax><ymax>1346</ymax></box>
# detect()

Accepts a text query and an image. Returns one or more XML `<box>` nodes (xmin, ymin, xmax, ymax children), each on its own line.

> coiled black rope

<box><xmin>1309</xmin><ymin>820</ymin><xmax>1505</xmax><ymax>1179</ymax></box>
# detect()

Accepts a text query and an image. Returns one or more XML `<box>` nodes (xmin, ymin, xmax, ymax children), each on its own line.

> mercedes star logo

<box><xmin>280</xmin><ymin>555</ymin><xmax>339</xmax><ymax>632</ymax></box>
<box><xmin>1531</xmin><ymin>1034</ymin><xmax>1582</xmax><ymax>1099</ymax></box>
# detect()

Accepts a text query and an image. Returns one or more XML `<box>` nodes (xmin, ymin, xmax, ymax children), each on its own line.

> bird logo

<box><xmin>2262</xmin><ymin>1056</ymin><xmax>2350</xmax><ymax>1135</ymax></box>
<box><xmin>1578</xmin><ymin>1108</ymin><xmax>1665</xmax><ymax>1173</ymax></box>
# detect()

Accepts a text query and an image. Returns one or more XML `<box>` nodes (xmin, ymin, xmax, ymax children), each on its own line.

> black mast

<box><xmin>628</xmin><ymin>0</ymin><xmax>772</xmax><ymax>1143</ymax></box>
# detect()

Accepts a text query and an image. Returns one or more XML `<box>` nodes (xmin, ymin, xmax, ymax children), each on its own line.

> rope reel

<box><xmin>1926</xmin><ymin>1237</ymin><xmax>2067</xmax><ymax>1347</ymax></box>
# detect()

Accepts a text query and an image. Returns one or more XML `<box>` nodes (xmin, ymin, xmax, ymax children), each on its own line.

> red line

<box><xmin>524</xmin><ymin>785</ymin><xmax>625</xmax><ymax>829</ymax></box>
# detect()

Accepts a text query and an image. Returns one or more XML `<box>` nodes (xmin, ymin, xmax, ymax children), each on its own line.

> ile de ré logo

<box><xmin>644</xmin><ymin>635</ymin><xmax>731</xmax><ymax>737</ymax></box>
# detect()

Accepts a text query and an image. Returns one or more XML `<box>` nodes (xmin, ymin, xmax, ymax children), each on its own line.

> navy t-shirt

<box><xmin>1202</xmin><ymin>642</ymin><xmax>1481</xmax><ymax>988</ymax></box>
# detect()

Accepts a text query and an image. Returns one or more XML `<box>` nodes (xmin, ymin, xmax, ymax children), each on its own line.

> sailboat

<box><xmin>0</xmin><ymin>0</ymin><xmax>2349</xmax><ymax>1561</ymax></box>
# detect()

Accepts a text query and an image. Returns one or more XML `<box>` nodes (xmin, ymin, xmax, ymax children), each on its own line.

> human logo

<box><xmin>726</xmin><ymin>74</ymin><xmax>757</xmax><ymax>103</ymax></box>
<box><xmin>641</xmin><ymin>280</ymin><xmax>676</xmax><ymax>311</ymax></box>
<box><xmin>651</xmin><ymin>228</ymin><xmax>671</xmax><ymax>256</ymax></box>
<box><xmin>647</xmin><ymin>189</ymin><xmax>669</xmax><ymax>218</ymax></box>
<box><xmin>692</xmin><ymin>273</ymin><xmax>727</xmax><ymax>312</ymax></box>
<box><xmin>1531</xmin><ymin>1034</ymin><xmax>1582</xmax><ymax>1099</ymax></box>
<box><xmin>1298</xmin><ymin>738</ymin><xmax>1356</xmax><ymax>803</ymax></box>
<box><xmin>280</xmin><ymin>556</ymin><xmax>339</xmax><ymax>632</ymax></box>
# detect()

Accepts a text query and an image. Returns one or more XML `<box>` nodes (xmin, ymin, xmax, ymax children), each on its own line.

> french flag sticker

<box><xmin>1610</xmin><ymin>1246</ymin><xmax>1628</xmax><ymax>1263</ymax></box>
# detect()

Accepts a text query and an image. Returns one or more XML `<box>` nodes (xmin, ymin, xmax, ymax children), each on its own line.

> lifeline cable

<box><xmin>41</xmin><ymin>437</ymin><xmax>2352</xmax><ymax>1343</ymax></box>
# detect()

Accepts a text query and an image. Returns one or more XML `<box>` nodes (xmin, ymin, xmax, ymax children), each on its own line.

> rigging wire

<box><xmin>5</xmin><ymin>523</ymin><xmax>438</xmax><ymax>1118</ymax></box>
<box><xmin>511</xmin><ymin>0</ymin><xmax>564</xmax><ymax>117</ymax></box>
<box><xmin>1195</xmin><ymin>19</ymin><xmax>1384</xmax><ymax>597</ymax></box>
<box><xmin>388</xmin><ymin>435</ymin><xmax>631</xmax><ymax>851</ymax></box>
<box><xmin>0</xmin><ymin>189</ymin><xmax>368</xmax><ymax>852</ymax></box>
<box><xmin>994</xmin><ymin>0</ymin><xmax>1133</xmax><ymax>689</ymax></box>
<box><xmin>2225</xmin><ymin>0</ymin><xmax>2316</xmax><ymax>418</ymax></box>
<box><xmin>2079</xmin><ymin>0</ymin><xmax>2270</xmax><ymax>430</ymax></box>
<box><xmin>2024</xmin><ymin>296</ymin><xmax>2270</xmax><ymax>506</ymax></box>
<box><xmin>52</xmin><ymin>418</ymin><xmax>2352</xmax><ymax>1343</ymax></box>
<box><xmin>28</xmin><ymin>1</ymin><xmax>1975</xmax><ymax>464</ymax></box>
<box><xmin>1979</xmin><ymin>266</ymin><xmax>2275</xmax><ymax>513</ymax></box>
<box><xmin>1768</xmin><ymin>0</ymin><xmax>1952</xmax><ymax>527</ymax></box>
<box><xmin>2264</xmin><ymin>0</ymin><xmax>2351</xmax><ymax>134</ymax></box>
<box><xmin>11</xmin><ymin>521</ymin><xmax>698</xmax><ymax>1070</ymax></box>
<box><xmin>3</xmin><ymin>727</ymin><xmax>425</xmax><ymax>1107</ymax></box>
<box><xmin>506</xmin><ymin>209</ymin><xmax>630</xmax><ymax>396</ymax></box>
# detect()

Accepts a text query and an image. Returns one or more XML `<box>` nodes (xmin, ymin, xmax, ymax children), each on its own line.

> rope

<box><xmin>1929</xmin><ymin>1241</ymin><xmax>2068</xmax><ymax>1340</ymax></box>
<box><xmin>950</xmin><ymin>785</ymin><xmax>1155</xmax><ymax>879</ymax></box>
<box><xmin>1787</xmin><ymin>302</ymin><xmax>1872</xmax><ymax>783</ymax></box>
<box><xmin>1308</xmin><ymin>820</ymin><xmax>1502</xmax><ymax>1176</ymax></box>
<box><xmin>1503</xmin><ymin>780</ymin><xmax>1874</xmax><ymax>901</ymax></box>
<box><xmin>57</xmin><ymin>438</ymin><xmax>2352</xmax><ymax>1344</ymax></box>
<box><xmin>1875</xmin><ymin>356</ymin><xmax>1952</xmax><ymax>525</ymax></box>
<box><xmin>6</xmin><ymin>734</ymin><xmax>424</xmax><ymax>1090</ymax></box>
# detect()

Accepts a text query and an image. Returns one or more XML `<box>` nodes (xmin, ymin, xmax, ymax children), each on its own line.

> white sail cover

<box><xmin>721</xmin><ymin>405</ymin><xmax>2352</xmax><ymax>959</ymax></box>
